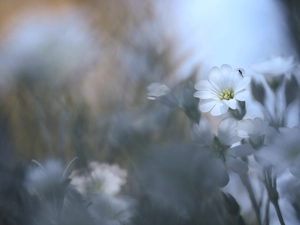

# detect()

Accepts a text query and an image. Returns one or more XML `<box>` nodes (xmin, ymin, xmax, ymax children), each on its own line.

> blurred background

<box><xmin>0</xmin><ymin>0</ymin><xmax>298</xmax><ymax>167</ymax></box>
<box><xmin>1</xmin><ymin>1</ymin><xmax>300</xmax><ymax>225</ymax></box>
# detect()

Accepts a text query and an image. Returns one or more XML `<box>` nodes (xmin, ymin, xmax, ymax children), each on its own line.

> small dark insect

<box><xmin>238</xmin><ymin>69</ymin><xmax>244</xmax><ymax>77</ymax></box>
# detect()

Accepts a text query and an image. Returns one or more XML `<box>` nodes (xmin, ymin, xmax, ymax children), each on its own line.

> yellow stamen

<box><xmin>219</xmin><ymin>89</ymin><xmax>234</xmax><ymax>100</ymax></box>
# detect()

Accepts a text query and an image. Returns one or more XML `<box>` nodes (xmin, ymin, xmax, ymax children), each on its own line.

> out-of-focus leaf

<box><xmin>181</xmin><ymin>87</ymin><xmax>201</xmax><ymax>123</ymax></box>
<box><xmin>157</xmin><ymin>92</ymin><xmax>179</xmax><ymax>108</ymax></box>
<box><xmin>222</xmin><ymin>192</ymin><xmax>240</xmax><ymax>215</ymax></box>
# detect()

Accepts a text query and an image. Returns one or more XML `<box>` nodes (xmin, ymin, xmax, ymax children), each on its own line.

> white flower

<box><xmin>258</xmin><ymin>127</ymin><xmax>300</xmax><ymax>178</ymax></box>
<box><xmin>217</xmin><ymin>117</ymin><xmax>242</xmax><ymax>146</ymax></box>
<box><xmin>147</xmin><ymin>83</ymin><xmax>170</xmax><ymax>100</ymax></box>
<box><xmin>70</xmin><ymin>162</ymin><xmax>127</xmax><ymax>196</ymax></box>
<box><xmin>216</xmin><ymin>117</ymin><xmax>254</xmax><ymax>174</ymax></box>
<box><xmin>191</xmin><ymin>117</ymin><xmax>214</xmax><ymax>147</ymax></box>
<box><xmin>194</xmin><ymin>64</ymin><xmax>251</xmax><ymax>116</ymax></box>
<box><xmin>237</xmin><ymin>117</ymin><xmax>269</xmax><ymax>139</ymax></box>
<box><xmin>191</xmin><ymin>117</ymin><xmax>254</xmax><ymax>174</ymax></box>
<box><xmin>250</xmin><ymin>55</ymin><xmax>295</xmax><ymax>79</ymax></box>
<box><xmin>70</xmin><ymin>162</ymin><xmax>135</xmax><ymax>225</ymax></box>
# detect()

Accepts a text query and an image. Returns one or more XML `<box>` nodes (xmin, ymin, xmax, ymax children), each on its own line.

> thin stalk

<box><xmin>31</xmin><ymin>159</ymin><xmax>47</xmax><ymax>174</ymax></box>
<box><xmin>263</xmin><ymin>168</ymin><xmax>285</xmax><ymax>225</ymax></box>
<box><xmin>264</xmin><ymin>199</ymin><xmax>270</xmax><ymax>225</ymax></box>
<box><xmin>272</xmin><ymin>201</ymin><xmax>285</xmax><ymax>225</ymax></box>
<box><xmin>239</xmin><ymin>173</ymin><xmax>262</xmax><ymax>225</ymax></box>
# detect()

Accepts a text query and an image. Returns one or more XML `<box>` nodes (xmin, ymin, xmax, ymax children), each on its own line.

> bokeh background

<box><xmin>1</xmin><ymin>1</ymin><xmax>300</xmax><ymax>225</ymax></box>
<box><xmin>0</xmin><ymin>0</ymin><xmax>298</xmax><ymax>170</ymax></box>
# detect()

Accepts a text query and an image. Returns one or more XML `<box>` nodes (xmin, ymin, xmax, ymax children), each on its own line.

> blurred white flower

<box><xmin>258</xmin><ymin>127</ymin><xmax>300</xmax><ymax>178</ymax></box>
<box><xmin>1</xmin><ymin>12</ymin><xmax>96</xmax><ymax>88</ymax></box>
<box><xmin>250</xmin><ymin>55</ymin><xmax>295</xmax><ymax>79</ymax></box>
<box><xmin>147</xmin><ymin>83</ymin><xmax>171</xmax><ymax>100</ymax></box>
<box><xmin>238</xmin><ymin>117</ymin><xmax>269</xmax><ymax>139</ymax></box>
<box><xmin>70</xmin><ymin>162</ymin><xmax>127</xmax><ymax>196</ymax></box>
<box><xmin>194</xmin><ymin>64</ymin><xmax>251</xmax><ymax>116</ymax></box>
<box><xmin>191</xmin><ymin>117</ymin><xmax>241</xmax><ymax>148</ymax></box>
<box><xmin>217</xmin><ymin>117</ymin><xmax>242</xmax><ymax>146</ymax></box>
<box><xmin>191</xmin><ymin>116</ymin><xmax>254</xmax><ymax>174</ymax></box>
<box><xmin>217</xmin><ymin>117</ymin><xmax>254</xmax><ymax>174</ymax></box>
<box><xmin>70</xmin><ymin>162</ymin><xmax>135</xmax><ymax>225</ymax></box>
<box><xmin>191</xmin><ymin>117</ymin><xmax>214</xmax><ymax>147</ymax></box>
<box><xmin>284</xmin><ymin>100</ymin><xmax>300</xmax><ymax>128</ymax></box>
<box><xmin>238</xmin><ymin>117</ymin><xmax>269</xmax><ymax>149</ymax></box>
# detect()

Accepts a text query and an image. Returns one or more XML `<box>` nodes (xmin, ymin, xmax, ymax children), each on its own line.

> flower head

<box><xmin>258</xmin><ymin>127</ymin><xmax>300</xmax><ymax>178</ymax></box>
<box><xmin>217</xmin><ymin>117</ymin><xmax>242</xmax><ymax>147</ymax></box>
<box><xmin>194</xmin><ymin>64</ymin><xmax>251</xmax><ymax>116</ymax></box>
<box><xmin>191</xmin><ymin>117</ymin><xmax>214</xmax><ymax>147</ymax></box>
<box><xmin>191</xmin><ymin>116</ymin><xmax>255</xmax><ymax>175</ymax></box>
<box><xmin>250</xmin><ymin>55</ymin><xmax>295</xmax><ymax>80</ymax></box>
<box><xmin>238</xmin><ymin>117</ymin><xmax>269</xmax><ymax>139</ymax></box>
<box><xmin>191</xmin><ymin>117</ymin><xmax>254</xmax><ymax>174</ymax></box>
<box><xmin>147</xmin><ymin>83</ymin><xmax>170</xmax><ymax>100</ymax></box>
<box><xmin>216</xmin><ymin>117</ymin><xmax>254</xmax><ymax>174</ymax></box>
<box><xmin>238</xmin><ymin>117</ymin><xmax>269</xmax><ymax>149</ymax></box>
<box><xmin>147</xmin><ymin>82</ymin><xmax>179</xmax><ymax>108</ymax></box>
<box><xmin>70</xmin><ymin>162</ymin><xmax>127</xmax><ymax>196</ymax></box>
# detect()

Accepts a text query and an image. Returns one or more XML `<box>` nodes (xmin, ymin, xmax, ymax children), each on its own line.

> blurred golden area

<box><xmin>0</xmin><ymin>0</ymin><xmax>194</xmax><ymax>166</ymax></box>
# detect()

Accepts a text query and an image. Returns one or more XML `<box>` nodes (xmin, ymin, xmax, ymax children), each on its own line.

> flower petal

<box><xmin>222</xmin><ymin>99</ymin><xmax>237</xmax><ymax>109</ymax></box>
<box><xmin>234</xmin><ymin>76</ymin><xmax>251</xmax><ymax>92</ymax></box>
<box><xmin>209</xmin><ymin>66</ymin><xmax>222</xmax><ymax>79</ymax></box>
<box><xmin>225</xmin><ymin>69</ymin><xmax>242</xmax><ymax>88</ymax></box>
<box><xmin>237</xmin><ymin>129</ymin><xmax>249</xmax><ymax>138</ymax></box>
<box><xmin>191</xmin><ymin>117</ymin><xmax>213</xmax><ymax>146</ymax></box>
<box><xmin>147</xmin><ymin>83</ymin><xmax>170</xmax><ymax>99</ymax></box>
<box><xmin>250</xmin><ymin>55</ymin><xmax>295</xmax><ymax>77</ymax></box>
<box><xmin>238</xmin><ymin>119</ymin><xmax>252</xmax><ymax>131</ymax></box>
<box><xmin>195</xmin><ymin>80</ymin><xmax>219</xmax><ymax>99</ymax></box>
<box><xmin>194</xmin><ymin>80</ymin><xmax>211</xmax><ymax>91</ymax></box>
<box><xmin>218</xmin><ymin>117</ymin><xmax>241</xmax><ymax>145</ymax></box>
<box><xmin>194</xmin><ymin>90</ymin><xmax>218</xmax><ymax>99</ymax></box>
<box><xmin>238</xmin><ymin>118</ymin><xmax>269</xmax><ymax>137</ymax></box>
<box><xmin>210</xmin><ymin>102</ymin><xmax>229</xmax><ymax>116</ymax></box>
<box><xmin>220</xmin><ymin>64</ymin><xmax>233</xmax><ymax>76</ymax></box>
<box><xmin>234</xmin><ymin>89</ymin><xmax>250</xmax><ymax>101</ymax></box>
<box><xmin>199</xmin><ymin>99</ymin><xmax>217</xmax><ymax>112</ymax></box>
<box><xmin>208</xmin><ymin>67</ymin><xmax>224</xmax><ymax>91</ymax></box>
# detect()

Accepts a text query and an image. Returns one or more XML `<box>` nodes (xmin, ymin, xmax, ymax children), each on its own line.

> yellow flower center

<box><xmin>219</xmin><ymin>89</ymin><xmax>234</xmax><ymax>100</ymax></box>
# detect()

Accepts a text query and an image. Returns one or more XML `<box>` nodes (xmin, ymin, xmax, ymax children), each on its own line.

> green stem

<box><xmin>263</xmin><ymin>168</ymin><xmax>285</xmax><ymax>225</ymax></box>
<box><xmin>264</xmin><ymin>199</ymin><xmax>270</xmax><ymax>225</ymax></box>
<box><xmin>239</xmin><ymin>174</ymin><xmax>262</xmax><ymax>225</ymax></box>
<box><xmin>272</xmin><ymin>200</ymin><xmax>285</xmax><ymax>225</ymax></box>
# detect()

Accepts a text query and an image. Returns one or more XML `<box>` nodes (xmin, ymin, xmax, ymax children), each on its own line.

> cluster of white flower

<box><xmin>147</xmin><ymin>56</ymin><xmax>300</xmax><ymax>225</ymax></box>
<box><xmin>70</xmin><ymin>162</ymin><xmax>135</xmax><ymax>225</ymax></box>
<box><xmin>190</xmin><ymin>56</ymin><xmax>300</xmax><ymax>225</ymax></box>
